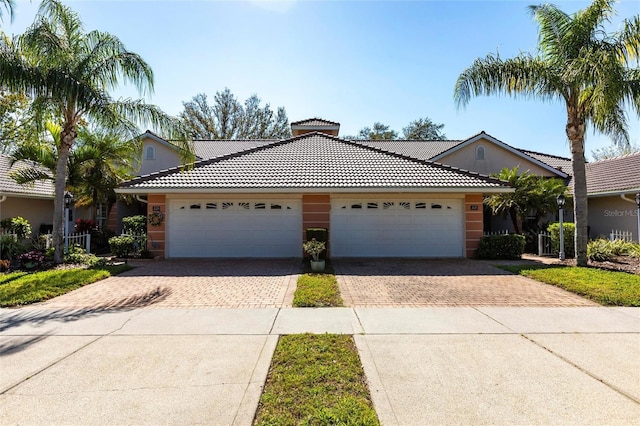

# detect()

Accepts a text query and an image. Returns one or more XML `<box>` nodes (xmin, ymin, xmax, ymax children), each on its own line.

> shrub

<box><xmin>305</xmin><ymin>228</ymin><xmax>328</xmax><ymax>260</ymax></box>
<box><xmin>65</xmin><ymin>250</ymin><xmax>106</xmax><ymax>267</ymax></box>
<box><xmin>1</xmin><ymin>216</ymin><xmax>32</xmax><ymax>240</ymax></box>
<box><xmin>18</xmin><ymin>250</ymin><xmax>46</xmax><ymax>268</ymax></box>
<box><xmin>588</xmin><ymin>238</ymin><xmax>639</xmax><ymax>262</ymax></box>
<box><xmin>547</xmin><ymin>222</ymin><xmax>575</xmax><ymax>258</ymax></box>
<box><xmin>108</xmin><ymin>235</ymin><xmax>135</xmax><ymax>257</ymax></box>
<box><xmin>122</xmin><ymin>215</ymin><xmax>147</xmax><ymax>235</ymax></box>
<box><xmin>476</xmin><ymin>234</ymin><xmax>526</xmax><ymax>259</ymax></box>
<box><xmin>0</xmin><ymin>259</ymin><xmax>10</xmax><ymax>272</ymax></box>
<box><xmin>75</xmin><ymin>219</ymin><xmax>97</xmax><ymax>233</ymax></box>
<box><xmin>0</xmin><ymin>235</ymin><xmax>25</xmax><ymax>260</ymax></box>
<box><xmin>91</xmin><ymin>228</ymin><xmax>116</xmax><ymax>255</ymax></box>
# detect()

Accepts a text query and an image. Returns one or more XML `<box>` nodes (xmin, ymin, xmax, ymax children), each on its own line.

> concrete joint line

<box><xmin>354</xmin><ymin>335</ymin><xmax>399</xmax><ymax>425</ymax></box>
<box><xmin>0</xmin><ymin>335</ymin><xmax>102</xmax><ymax>395</ymax></box>
<box><xmin>352</xmin><ymin>308</ymin><xmax>365</xmax><ymax>335</ymax></box>
<box><xmin>268</xmin><ymin>308</ymin><xmax>281</xmax><ymax>335</ymax></box>
<box><xmin>521</xmin><ymin>334</ymin><xmax>640</xmax><ymax>406</ymax></box>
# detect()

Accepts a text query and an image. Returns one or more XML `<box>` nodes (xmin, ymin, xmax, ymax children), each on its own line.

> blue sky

<box><xmin>4</xmin><ymin>0</ymin><xmax>639</xmax><ymax>159</ymax></box>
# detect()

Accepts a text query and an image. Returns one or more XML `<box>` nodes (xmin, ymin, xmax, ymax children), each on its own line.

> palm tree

<box><xmin>0</xmin><ymin>0</ymin><xmax>15</xmax><ymax>24</ymax></box>
<box><xmin>485</xmin><ymin>167</ymin><xmax>536</xmax><ymax>234</ymax></box>
<box><xmin>70</xmin><ymin>127</ymin><xmax>140</xmax><ymax>218</ymax></box>
<box><xmin>0</xmin><ymin>0</ymin><xmax>189</xmax><ymax>262</ymax></box>
<box><xmin>455</xmin><ymin>0</ymin><xmax>640</xmax><ymax>266</ymax></box>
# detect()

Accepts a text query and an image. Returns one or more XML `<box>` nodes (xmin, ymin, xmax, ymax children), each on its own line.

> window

<box><xmin>475</xmin><ymin>145</ymin><xmax>485</xmax><ymax>160</ymax></box>
<box><xmin>145</xmin><ymin>145</ymin><xmax>156</xmax><ymax>160</ymax></box>
<box><xmin>190</xmin><ymin>203</ymin><xmax>201</xmax><ymax>209</ymax></box>
<box><xmin>206</xmin><ymin>203</ymin><xmax>217</xmax><ymax>209</ymax></box>
<box><xmin>96</xmin><ymin>203</ymin><xmax>107</xmax><ymax>228</ymax></box>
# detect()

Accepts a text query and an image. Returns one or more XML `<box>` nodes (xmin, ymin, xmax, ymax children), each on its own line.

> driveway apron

<box><xmin>334</xmin><ymin>258</ymin><xmax>596</xmax><ymax>307</ymax></box>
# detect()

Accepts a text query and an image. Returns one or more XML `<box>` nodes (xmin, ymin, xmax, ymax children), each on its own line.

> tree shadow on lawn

<box><xmin>0</xmin><ymin>286</ymin><xmax>171</xmax><ymax>355</ymax></box>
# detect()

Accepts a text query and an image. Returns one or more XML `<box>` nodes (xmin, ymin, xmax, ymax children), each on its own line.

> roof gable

<box><xmin>431</xmin><ymin>132</ymin><xmax>568</xmax><ymax>178</ymax></box>
<box><xmin>119</xmin><ymin>132</ymin><xmax>509</xmax><ymax>193</ymax></box>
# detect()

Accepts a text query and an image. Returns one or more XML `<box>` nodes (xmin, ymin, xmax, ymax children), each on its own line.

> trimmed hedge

<box><xmin>476</xmin><ymin>234</ymin><xmax>526</xmax><ymax>259</ymax></box>
<box><xmin>547</xmin><ymin>222</ymin><xmax>575</xmax><ymax>258</ymax></box>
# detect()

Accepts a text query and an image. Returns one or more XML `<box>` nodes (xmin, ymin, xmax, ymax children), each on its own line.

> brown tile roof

<box><xmin>192</xmin><ymin>139</ymin><xmax>278</xmax><ymax>159</ymax></box>
<box><xmin>520</xmin><ymin>149</ymin><xmax>573</xmax><ymax>174</ymax></box>
<box><xmin>290</xmin><ymin>118</ymin><xmax>340</xmax><ymax>127</ymax></box>
<box><xmin>120</xmin><ymin>133</ymin><xmax>508</xmax><ymax>192</ymax></box>
<box><xmin>0</xmin><ymin>155</ymin><xmax>55</xmax><ymax>198</ymax></box>
<box><xmin>354</xmin><ymin>140</ymin><xmax>463</xmax><ymax>161</ymax></box>
<box><xmin>586</xmin><ymin>152</ymin><xmax>640</xmax><ymax>195</ymax></box>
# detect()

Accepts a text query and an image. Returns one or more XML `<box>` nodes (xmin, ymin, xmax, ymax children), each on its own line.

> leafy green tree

<box><xmin>402</xmin><ymin>117</ymin><xmax>447</xmax><ymax>140</ymax></box>
<box><xmin>180</xmin><ymin>88</ymin><xmax>291</xmax><ymax>139</ymax></box>
<box><xmin>591</xmin><ymin>143</ymin><xmax>640</xmax><ymax>160</ymax></box>
<box><xmin>356</xmin><ymin>122</ymin><xmax>398</xmax><ymax>140</ymax></box>
<box><xmin>455</xmin><ymin>0</ymin><xmax>640</xmax><ymax>266</ymax></box>
<box><xmin>0</xmin><ymin>0</ymin><xmax>189</xmax><ymax>263</ymax></box>
<box><xmin>0</xmin><ymin>90</ymin><xmax>36</xmax><ymax>153</ymax></box>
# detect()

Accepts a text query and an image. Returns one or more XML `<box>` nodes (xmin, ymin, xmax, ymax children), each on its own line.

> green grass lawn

<box><xmin>293</xmin><ymin>273</ymin><xmax>344</xmax><ymax>307</ymax></box>
<box><xmin>500</xmin><ymin>265</ymin><xmax>640</xmax><ymax>306</ymax></box>
<box><xmin>254</xmin><ymin>334</ymin><xmax>379</xmax><ymax>426</ymax></box>
<box><xmin>0</xmin><ymin>264</ymin><xmax>132</xmax><ymax>307</ymax></box>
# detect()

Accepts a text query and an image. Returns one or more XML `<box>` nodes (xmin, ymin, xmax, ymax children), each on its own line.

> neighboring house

<box><xmin>118</xmin><ymin>121</ymin><xmax>515</xmax><ymax>259</ymax></box>
<box><xmin>585</xmin><ymin>153</ymin><xmax>640</xmax><ymax>240</ymax></box>
<box><xmin>0</xmin><ymin>155</ymin><xmax>55</xmax><ymax>236</ymax></box>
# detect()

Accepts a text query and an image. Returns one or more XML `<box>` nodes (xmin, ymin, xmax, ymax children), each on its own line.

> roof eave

<box><xmin>116</xmin><ymin>186</ymin><xmax>513</xmax><ymax>195</ymax></box>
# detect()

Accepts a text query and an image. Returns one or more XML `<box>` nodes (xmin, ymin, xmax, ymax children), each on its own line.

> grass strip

<box><xmin>293</xmin><ymin>273</ymin><xmax>343</xmax><ymax>307</ymax></box>
<box><xmin>254</xmin><ymin>334</ymin><xmax>379</xmax><ymax>426</ymax></box>
<box><xmin>0</xmin><ymin>264</ymin><xmax>132</xmax><ymax>307</ymax></box>
<box><xmin>499</xmin><ymin>265</ymin><xmax>640</xmax><ymax>306</ymax></box>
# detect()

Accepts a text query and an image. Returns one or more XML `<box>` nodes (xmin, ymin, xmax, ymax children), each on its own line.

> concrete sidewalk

<box><xmin>1</xmin><ymin>306</ymin><xmax>639</xmax><ymax>425</ymax></box>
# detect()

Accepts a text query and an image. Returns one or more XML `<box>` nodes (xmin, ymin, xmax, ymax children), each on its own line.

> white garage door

<box><xmin>331</xmin><ymin>199</ymin><xmax>464</xmax><ymax>257</ymax></box>
<box><xmin>168</xmin><ymin>199</ymin><xmax>301</xmax><ymax>257</ymax></box>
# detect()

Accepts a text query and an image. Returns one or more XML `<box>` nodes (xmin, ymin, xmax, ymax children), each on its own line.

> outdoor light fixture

<box><xmin>557</xmin><ymin>194</ymin><xmax>566</xmax><ymax>261</ymax></box>
<box><xmin>64</xmin><ymin>192</ymin><xmax>73</xmax><ymax>208</ymax></box>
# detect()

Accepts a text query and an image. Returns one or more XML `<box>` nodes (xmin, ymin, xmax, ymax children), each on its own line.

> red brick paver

<box><xmin>30</xmin><ymin>259</ymin><xmax>299</xmax><ymax>309</ymax></box>
<box><xmin>334</xmin><ymin>259</ymin><xmax>596</xmax><ymax>307</ymax></box>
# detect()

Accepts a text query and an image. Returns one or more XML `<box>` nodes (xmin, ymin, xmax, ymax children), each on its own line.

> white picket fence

<box><xmin>483</xmin><ymin>230</ymin><xmax>509</xmax><ymax>236</ymax></box>
<box><xmin>610</xmin><ymin>229</ymin><xmax>633</xmax><ymax>242</ymax></box>
<box><xmin>538</xmin><ymin>232</ymin><xmax>555</xmax><ymax>256</ymax></box>
<box><xmin>44</xmin><ymin>232</ymin><xmax>91</xmax><ymax>253</ymax></box>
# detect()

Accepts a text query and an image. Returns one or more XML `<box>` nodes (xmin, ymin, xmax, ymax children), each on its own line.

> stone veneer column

<box><xmin>465</xmin><ymin>194</ymin><xmax>484</xmax><ymax>258</ymax></box>
<box><xmin>147</xmin><ymin>194</ymin><xmax>166</xmax><ymax>258</ymax></box>
<box><xmin>302</xmin><ymin>194</ymin><xmax>331</xmax><ymax>257</ymax></box>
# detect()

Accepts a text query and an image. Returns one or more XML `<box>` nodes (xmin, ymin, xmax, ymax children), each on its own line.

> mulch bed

<box><xmin>560</xmin><ymin>256</ymin><xmax>640</xmax><ymax>275</ymax></box>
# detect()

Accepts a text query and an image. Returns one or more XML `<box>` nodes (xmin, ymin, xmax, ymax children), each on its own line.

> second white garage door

<box><xmin>167</xmin><ymin>199</ymin><xmax>301</xmax><ymax>257</ymax></box>
<box><xmin>331</xmin><ymin>198</ymin><xmax>464</xmax><ymax>257</ymax></box>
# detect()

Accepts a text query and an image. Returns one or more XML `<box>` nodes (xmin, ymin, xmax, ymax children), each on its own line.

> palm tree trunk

<box><xmin>567</xmin><ymin>114</ymin><xmax>588</xmax><ymax>266</ymax></box>
<box><xmin>52</xmin><ymin>127</ymin><xmax>75</xmax><ymax>264</ymax></box>
<box><xmin>509</xmin><ymin>208</ymin><xmax>521</xmax><ymax>234</ymax></box>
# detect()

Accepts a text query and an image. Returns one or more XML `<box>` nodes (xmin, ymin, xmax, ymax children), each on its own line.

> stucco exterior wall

<box><xmin>439</xmin><ymin>138</ymin><xmax>558</xmax><ymax>177</ymax></box>
<box><xmin>147</xmin><ymin>194</ymin><xmax>166</xmax><ymax>258</ymax></box>
<box><xmin>136</xmin><ymin>137</ymin><xmax>182</xmax><ymax>177</ymax></box>
<box><xmin>0</xmin><ymin>197</ymin><xmax>53</xmax><ymax>236</ymax></box>
<box><xmin>588</xmin><ymin>195</ymin><xmax>639</xmax><ymax>241</ymax></box>
<box><xmin>465</xmin><ymin>194</ymin><xmax>483</xmax><ymax>257</ymax></box>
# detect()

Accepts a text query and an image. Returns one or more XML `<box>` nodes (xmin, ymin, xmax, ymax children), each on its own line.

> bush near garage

<box><xmin>122</xmin><ymin>215</ymin><xmax>147</xmax><ymax>235</ymax></box>
<box><xmin>108</xmin><ymin>235</ymin><xmax>135</xmax><ymax>257</ymax></box>
<box><xmin>547</xmin><ymin>222</ymin><xmax>575</xmax><ymax>258</ymax></box>
<box><xmin>476</xmin><ymin>234</ymin><xmax>526</xmax><ymax>259</ymax></box>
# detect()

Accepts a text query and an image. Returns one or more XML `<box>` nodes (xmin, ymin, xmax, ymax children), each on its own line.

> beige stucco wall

<box><xmin>438</xmin><ymin>138</ymin><xmax>558</xmax><ymax>177</ymax></box>
<box><xmin>588</xmin><ymin>195</ymin><xmax>639</xmax><ymax>240</ymax></box>
<box><xmin>136</xmin><ymin>137</ymin><xmax>182</xmax><ymax>176</ymax></box>
<box><xmin>0</xmin><ymin>197</ymin><xmax>54</xmax><ymax>236</ymax></box>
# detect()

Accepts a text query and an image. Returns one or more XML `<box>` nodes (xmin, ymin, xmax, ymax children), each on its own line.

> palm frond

<box><xmin>8</xmin><ymin>167</ymin><xmax>53</xmax><ymax>185</ymax></box>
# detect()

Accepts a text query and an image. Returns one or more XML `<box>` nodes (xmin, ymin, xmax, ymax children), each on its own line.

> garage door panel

<box><xmin>168</xmin><ymin>199</ymin><xmax>301</xmax><ymax>258</ymax></box>
<box><xmin>331</xmin><ymin>198</ymin><xmax>463</xmax><ymax>258</ymax></box>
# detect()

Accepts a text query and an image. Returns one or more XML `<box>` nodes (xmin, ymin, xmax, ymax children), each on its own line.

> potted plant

<box><xmin>303</xmin><ymin>238</ymin><xmax>326</xmax><ymax>272</ymax></box>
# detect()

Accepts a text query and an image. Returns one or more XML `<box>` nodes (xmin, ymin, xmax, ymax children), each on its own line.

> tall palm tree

<box><xmin>0</xmin><ymin>0</ymin><xmax>189</xmax><ymax>262</ymax></box>
<box><xmin>455</xmin><ymin>0</ymin><xmax>640</xmax><ymax>266</ymax></box>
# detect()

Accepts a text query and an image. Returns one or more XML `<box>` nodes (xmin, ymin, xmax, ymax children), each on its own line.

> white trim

<box><xmin>587</xmin><ymin>189</ymin><xmax>640</xmax><ymax>198</ymax></box>
<box><xmin>0</xmin><ymin>192</ymin><xmax>55</xmax><ymax>199</ymax></box>
<box><xmin>432</xmin><ymin>132</ymin><xmax>568</xmax><ymax>178</ymax></box>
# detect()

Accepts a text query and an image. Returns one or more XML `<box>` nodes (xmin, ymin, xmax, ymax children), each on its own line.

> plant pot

<box><xmin>310</xmin><ymin>259</ymin><xmax>325</xmax><ymax>273</ymax></box>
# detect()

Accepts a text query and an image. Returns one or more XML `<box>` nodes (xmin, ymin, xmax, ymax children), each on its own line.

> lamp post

<box><xmin>557</xmin><ymin>194</ymin><xmax>566</xmax><ymax>261</ymax></box>
<box><xmin>64</xmin><ymin>192</ymin><xmax>73</xmax><ymax>254</ymax></box>
<box><xmin>635</xmin><ymin>193</ymin><xmax>640</xmax><ymax>244</ymax></box>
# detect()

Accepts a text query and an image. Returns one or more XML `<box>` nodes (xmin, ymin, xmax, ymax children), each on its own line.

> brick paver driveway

<box><xmin>334</xmin><ymin>258</ymin><xmax>596</xmax><ymax>307</ymax></box>
<box><xmin>30</xmin><ymin>259</ymin><xmax>299</xmax><ymax>309</ymax></box>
